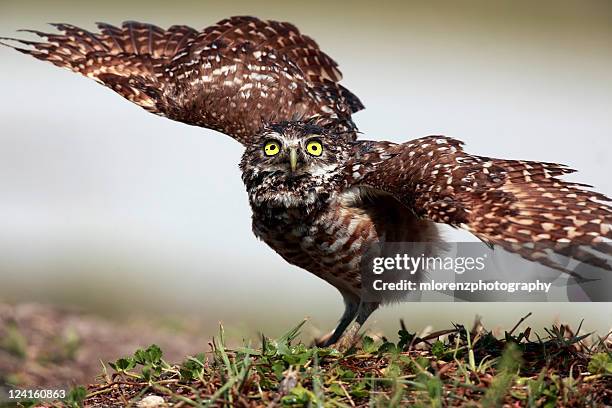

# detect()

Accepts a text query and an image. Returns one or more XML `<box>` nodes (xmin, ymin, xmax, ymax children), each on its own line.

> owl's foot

<box><xmin>313</xmin><ymin>322</ymin><xmax>361</xmax><ymax>350</ymax></box>
<box><xmin>313</xmin><ymin>332</ymin><xmax>334</xmax><ymax>348</ymax></box>
<box><xmin>329</xmin><ymin>321</ymin><xmax>362</xmax><ymax>353</ymax></box>
<box><xmin>313</xmin><ymin>301</ymin><xmax>376</xmax><ymax>351</ymax></box>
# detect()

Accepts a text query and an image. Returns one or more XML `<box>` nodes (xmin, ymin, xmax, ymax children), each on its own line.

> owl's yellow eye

<box><xmin>306</xmin><ymin>140</ymin><xmax>323</xmax><ymax>156</ymax></box>
<box><xmin>264</xmin><ymin>140</ymin><xmax>281</xmax><ymax>156</ymax></box>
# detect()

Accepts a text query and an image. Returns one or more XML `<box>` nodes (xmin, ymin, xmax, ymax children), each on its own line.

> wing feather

<box><xmin>1</xmin><ymin>17</ymin><xmax>362</xmax><ymax>144</ymax></box>
<box><xmin>352</xmin><ymin>136</ymin><xmax>612</xmax><ymax>273</ymax></box>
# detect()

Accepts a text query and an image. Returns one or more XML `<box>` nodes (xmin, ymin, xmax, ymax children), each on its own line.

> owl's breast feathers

<box><xmin>251</xmin><ymin>187</ymin><xmax>438</xmax><ymax>294</ymax></box>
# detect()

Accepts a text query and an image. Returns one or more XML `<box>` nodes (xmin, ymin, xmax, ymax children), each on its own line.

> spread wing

<box><xmin>1</xmin><ymin>17</ymin><xmax>363</xmax><ymax>144</ymax></box>
<box><xmin>350</xmin><ymin>136</ymin><xmax>612</xmax><ymax>272</ymax></box>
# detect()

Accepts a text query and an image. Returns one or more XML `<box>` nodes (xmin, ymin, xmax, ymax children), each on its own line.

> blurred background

<box><xmin>0</xmin><ymin>0</ymin><xmax>611</xmax><ymax>360</ymax></box>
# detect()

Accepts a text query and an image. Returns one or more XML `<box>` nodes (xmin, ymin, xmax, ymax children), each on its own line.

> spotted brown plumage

<box><xmin>3</xmin><ymin>17</ymin><xmax>611</xmax><ymax>350</ymax></box>
<box><xmin>1</xmin><ymin>18</ymin><xmax>362</xmax><ymax>144</ymax></box>
<box><xmin>355</xmin><ymin>136</ymin><xmax>612</xmax><ymax>273</ymax></box>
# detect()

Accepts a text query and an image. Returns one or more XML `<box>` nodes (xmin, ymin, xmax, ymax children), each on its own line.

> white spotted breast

<box><xmin>251</xmin><ymin>187</ymin><xmax>439</xmax><ymax>295</ymax></box>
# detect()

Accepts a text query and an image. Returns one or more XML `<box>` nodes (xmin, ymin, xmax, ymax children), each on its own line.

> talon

<box><xmin>328</xmin><ymin>321</ymin><xmax>363</xmax><ymax>353</ymax></box>
<box><xmin>312</xmin><ymin>332</ymin><xmax>333</xmax><ymax>347</ymax></box>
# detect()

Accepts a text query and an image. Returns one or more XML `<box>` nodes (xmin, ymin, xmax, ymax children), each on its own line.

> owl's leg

<box><xmin>315</xmin><ymin>294</ymin><xmax>359</xmax><ymax>347</ymax></box>
<box><xmin>332</xmin><ymin>301</ymin><xmax>379</xmax><ymax>352</ymax></box>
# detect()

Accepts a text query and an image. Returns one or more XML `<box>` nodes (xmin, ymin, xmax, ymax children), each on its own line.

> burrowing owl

<box><xmin>3</xmin><ymin>17</ymin><xmax>610</xmax><ymax>348</ymax></box>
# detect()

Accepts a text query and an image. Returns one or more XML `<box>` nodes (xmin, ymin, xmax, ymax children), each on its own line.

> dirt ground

<box><xmin>0</xmin><ymin>303</ymin><xmax>209</xmax><ymax>388</ymax></box>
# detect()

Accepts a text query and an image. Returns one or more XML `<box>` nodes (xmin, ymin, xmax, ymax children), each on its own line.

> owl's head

<box><xmin>240</xmin><ymin>120</ymin><xmax>351</xmax><ymax>210</ymax></box>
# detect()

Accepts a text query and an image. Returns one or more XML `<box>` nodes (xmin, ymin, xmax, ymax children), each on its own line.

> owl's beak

<box><xmin>289</xmin><ymin>148</ymin><xmax>299</xmax><ymax>172</ymax></box>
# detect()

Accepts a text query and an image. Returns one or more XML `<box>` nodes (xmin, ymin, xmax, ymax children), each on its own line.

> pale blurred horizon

<box><xmin>0</xmin><ymin>0</ymin><xmax>611</xmax><ymax>338</ymax></box>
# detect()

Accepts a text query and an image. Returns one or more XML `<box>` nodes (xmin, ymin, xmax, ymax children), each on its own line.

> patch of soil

<box><xmin>0</xmin><ymin>303</ymin><xmax>208</xmax><ymax>388</ymax></box>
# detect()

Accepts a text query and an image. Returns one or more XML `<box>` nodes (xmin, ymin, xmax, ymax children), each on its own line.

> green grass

<box><xmin>9</xmin><ymin>316</ymin><xmax>612</xmax><ymax>407</ymax></box>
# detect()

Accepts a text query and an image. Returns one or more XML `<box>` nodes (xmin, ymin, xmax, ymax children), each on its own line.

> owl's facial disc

<box><xmin>239</xmin><ymin>120</ymin><xmax>348</xmax><ymax>209</ymax></box>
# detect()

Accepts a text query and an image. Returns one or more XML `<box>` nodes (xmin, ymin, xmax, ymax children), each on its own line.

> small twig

<box><xmin>339</xmin><ymin>382</ymin><xmax>355</xmax><ymax>407</ymax></box>
<box><xmin>152</xmin><ymin>383</ymin><xmax>203</xmax><ymax>407</ymax></box>
<box><xmin>508</xmin><ymin>312</ymin><xmax>533</xmax><ymax>336</ymax></box>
